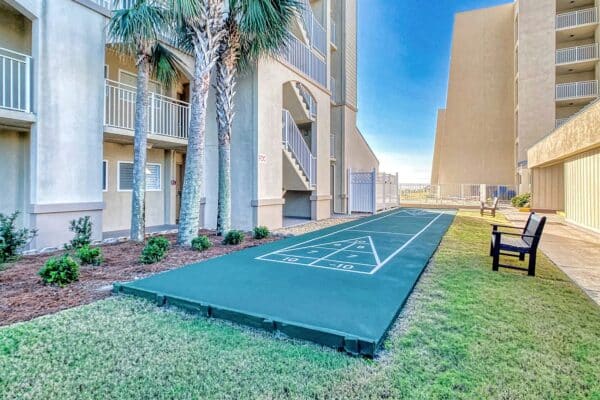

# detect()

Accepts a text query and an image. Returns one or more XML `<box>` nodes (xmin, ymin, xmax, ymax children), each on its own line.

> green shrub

<box><xmin>191</xmin><ymin>235</ymin><xmax>212</xmax><ymax>252</ymax></box>
<box><xmin>253</xmin><ymin>226</ymin><xmax>270</xmax><ymax>240</ymax></box>
<box><xmin>148</xmin><ymin>236</ymin><xmax>170</xmax><ymax>252</ymax></box>
<box><xmin>139</xmin><ymin>237</ymin><xmax>170</xmax><ymax>264</ymax></box>
<box><xmin>0</xmin><ymin>211</ymin><xmax>37</xmax><ymax>264</ymax></box>
<box><xmin>76</xmin><ymin>245</ymin><xmax>103</xmax><ymax>266</ymax></box>
<box><xmin>223</xmin><ymin>230</ymin><xmax>245</xmax><ymax>245</ymax></box>
<box><xmin>66</xmin><ymin>216</ymin><xmax>93</xmax><ymax>250</ymax></box>
<box><xmin>511</xmin><ymin>193</ymin><xmax>531</xmax><ymax>208</ymax></box>
<box><xmin>39</xmin><ymin>254</ymin><xmax>80</xmax><ymax>287</ymax></box>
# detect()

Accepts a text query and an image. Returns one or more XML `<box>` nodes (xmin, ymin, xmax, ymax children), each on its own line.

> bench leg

<box><xmin>492</xmin><ymin>210</ymin><xmax>496</xmax><ymax>218</ymax></box>
<box><xmin>528</xmin><ymin>252</ymin><xmax>536</xmax><ymax>276</ymax></box>
<box><xmin>519</xmin><ymin>253</ymin><xmax>525</xmax><ymax>261</ymax></box>
<box><xmin>492</xmin><ymin>246</ymin><xmax>500</xmax><ymax>272</ymax></box>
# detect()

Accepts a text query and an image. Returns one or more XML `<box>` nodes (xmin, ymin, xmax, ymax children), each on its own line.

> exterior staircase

<box><xmin>282</xmin><ymin>109</ymin><xmax>316</xmax><ymax>190</ymax></box>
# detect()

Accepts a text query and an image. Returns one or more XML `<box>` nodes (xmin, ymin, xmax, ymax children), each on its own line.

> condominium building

<box><xmin>0</xmin><ymin>0</ymin><xmax>378</xmax><ymax>249</ymax></box>
<box><xmin>431</xmin><ymin>0</ymin><xmax>600</xmax><ymax>232</ymax></box>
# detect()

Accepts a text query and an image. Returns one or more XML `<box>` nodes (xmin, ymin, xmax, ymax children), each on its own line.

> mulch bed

<box><xmin>0</xmin><ymin>231</ymin><xmax>280</xmax><ymax>326</ymax></box>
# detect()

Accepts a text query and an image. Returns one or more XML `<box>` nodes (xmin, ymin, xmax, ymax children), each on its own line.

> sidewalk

<box><xmin>502</xmin><ymin>210</ymin><xmax>600</xmax><ymax>305</ymax></box>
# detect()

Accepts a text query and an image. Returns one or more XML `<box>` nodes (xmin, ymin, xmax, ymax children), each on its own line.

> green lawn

<box><xmin>1</xmin><ymin>211</ymin><xmax>599</xmax><ymax>400</ymax></box>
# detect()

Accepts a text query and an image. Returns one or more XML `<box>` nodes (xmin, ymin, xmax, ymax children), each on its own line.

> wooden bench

<box><xmin>480</xmin><ymin>197</ymin><xmax>499</xmax><ymax>217</ymax></box>
<box><xmin>490</xmin><ymin>213</ymin><xmax>547</xmax><ymax>276</ymax></box>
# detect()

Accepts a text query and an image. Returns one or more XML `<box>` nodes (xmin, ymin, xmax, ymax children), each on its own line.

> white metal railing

<box><xmin>281</xmin><ymin>34</ymin><xmax>327</xmax><ymax>87</ymax></box>
<box><xmin>555</xmin><ymin>80</ymin><xmax>599</xmax><ymax>100</ymax></box>
<box><xmin>556</xmin><ymin>118</ymin><xmax>569</xmax><ymax>128</ymax></box>
<box><xmin>330</xmin><ymin>134</ymin><xmax>335</xmax><ymax>158</ymax></box>
<box><xmin>300</xmin><ymin>0</ymin><xmax>327</xmax><ymax>56</ymax></box>
<box><xmin>330</xmin><ymin>18</ymin><xmax>337</xmax><ymax>46</ymax></box>
<box><xmin>556</xmin><ymin>43</ymin><xmax>599</xmax><ymax>65</ymax></box>
<box><xmin>282</xmin><ymin>109</ymin><xmax>316</xmax><ymax>187</ymax></box>
<box><xmin>296</xmin><ymin>82</ymin><xmax>317</xmax><ymax>119</ymax></box>
<box><xmin>399</xmin><ymin>184</ymin><xmax>517</xmax><ymax>205</ymax></box>
<box><xmin>104</xmin><ymin>79</ymin><xmax>189</xmax><ymax>139</ymax></box>
<box><xmin>556</xmin><ymin>7</ymin><xmax>598</xmax><ymax>30</ymax></box>
<box><xmin>0</xmin><ymin>47</ymin><xmax>32</xmax><ymax>113</ymax></box>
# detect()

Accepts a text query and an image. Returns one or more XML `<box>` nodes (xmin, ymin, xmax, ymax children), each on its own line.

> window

<box><xmin>102</xmin><ymin>160</ymin><xmax>108</xmax><ymax>191</ymax></box>
<box><xmin>118</xmin><ymin>162</ymin><xmax>162</xmax><ymax>191</ymax></box>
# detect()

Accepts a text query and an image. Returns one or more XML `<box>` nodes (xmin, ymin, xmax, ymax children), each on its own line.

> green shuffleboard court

<box><xmin>114</xmin><ymin>208</ymin><xmax>456</xmax><ymax>357</ymax></box>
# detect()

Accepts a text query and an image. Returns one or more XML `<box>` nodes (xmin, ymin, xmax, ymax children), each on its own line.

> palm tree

<box><xmin>215</xmin><ymin>0</ymin><xmax>301</xmax><ymax>235</ymax></box>
<box><xmin>170</xmin><ymin>0</ymin><xmax>226</xmax><ymax>245</ymax></box>
<box><xmin>108</xmin><ymin>0</ymin><xmax>180</xmax><ymax>242</ymax></box>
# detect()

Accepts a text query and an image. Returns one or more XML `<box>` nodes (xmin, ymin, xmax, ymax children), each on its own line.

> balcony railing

<box><xmin>556</xmin><ymin>7</ymin><xmax>598</xmax><ymax>30</ymax></box>
<box><xmin>555</xmin><ymin>80</ymin><xmax>599</xmax><ymax>100</ymax></box>
<box><xmin>556</xmin><ymin>43</ymin><xmax>599</xmax><ymax>64</ymax></box>
<box><xmin>0</xmin><ymin>47</ymin><xmax>32</xmax><ymax>113</ymax></box>
<box><xmin>282</xmin><ymin>109</ymin><xmax>316</xmax><ymax>187</ymax></box>
<box><xmin>330</xmin><ymin>76</ymin><xmax>338</xmax><ymax>102</ymax></box>
<box><xmin>300</xmin><ymin>0</ymin><xmax>327</xmax><ymax>56</ymax></box>
<box><xmin>104</xmin><ymin>79</ymin><xmax>189</xmax><ymax>139</ymax></box>
<box><xmin>556</xmin><ymin>118</ymin><xmax>569</xmax><ymax>128</ymax></box>
<box><xmin>281</xmin><ymin>34</ymin><xmax>327</xmax><ymax>87</ymax></box>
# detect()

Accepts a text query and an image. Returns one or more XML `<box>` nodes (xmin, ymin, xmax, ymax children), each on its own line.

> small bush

<box><xmin>223</xmin><ymin>230</ymin><xmax>245</xmax><ymax>245</ymax></box>
<box><xmin>253</xmin><ymin>226</ymin><xmax>270</xmax><ymax>240</ymax></box>
<box><xmin>0</xmin><ymin>211</ymin><xmax>37</xmax><ymax>264</ymax></box>
<box><xmin>191</xmin><ymin>236</ymin><xmax>212</xmax><ymax>252</ymax></box>
<box><xmin>76</xmin><ymin>245</ymin><xmax>103</xmax><ymax>266</ymax></box>
<box><xmin>66</xmin><ymin>216</ymin><xmax>93</xmax><ymax>250</ymax></box>
<box><xmin>39</xmin><ymin>254</ymin><xmax>80</xmax><ymax>287</ymax></box>
<box><xmin>511</xmin><ymin>193</ymin><xmax>531</xmax><ymax>208</ymax></box>
<box><xmin>139</xmin><ymin>237</ymin><xmax>170</xmax><ymax>264</ymax></box>
<box><xmin>148</xmin><ymin>236</ymin><xmax>170</xmax><ymax>252</ymax></box>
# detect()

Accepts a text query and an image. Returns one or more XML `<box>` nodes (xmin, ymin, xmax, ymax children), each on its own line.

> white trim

<box><xmin>102</xmin><ymin>160</ymin><xmax>108</xmax><ymax>192</ymax></box>
<box><xmin>117</xmin><ymin>161</ymin><xmax>163</xmax><ymax>192</ymax></box>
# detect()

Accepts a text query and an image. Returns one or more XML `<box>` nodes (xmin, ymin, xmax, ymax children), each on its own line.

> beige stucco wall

<box><xmin>515</xmin><ymin>0</ymin><xmax>556</xmax><ymax>166</ymax></box>
<box><xmin>435</xmin><ymin>4</ymin><xmax>515</xmax><ymax>185</ymax></box>
<box><xmin>564</xmin><ymin>148</ymin><xmax>600</xmax><ymax>232</ymax></box>
<box><xmin>430</xmin><ymin>109</ymin><xmax>446</xmax><ymax>184</ymax></box>
<box><xmin>0</xmin><ymin>130</ymin><xmax>29</xmax><ymax>226</ymax></box>
<box><xmin>346</xmin><ymin>128</ymin><xmax>379</xmax><ymax>173</ymax></box>
<box><xmin>528</xmin><ymin>99</ymin><xmax>600</xmax><ymax>167</ymax></box>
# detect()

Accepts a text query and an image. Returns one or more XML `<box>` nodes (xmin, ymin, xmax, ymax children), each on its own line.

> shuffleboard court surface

<box><xmin>114</xmin><ymin>208</ymin><xmax>456</xmax><ymax>357</ymax></box>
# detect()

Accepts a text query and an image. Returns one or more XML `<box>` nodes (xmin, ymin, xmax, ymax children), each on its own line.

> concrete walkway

<box><xmin>502</xmin><ymin>210</ymin><xmax>600</xmax><ymax>305</ymax></box>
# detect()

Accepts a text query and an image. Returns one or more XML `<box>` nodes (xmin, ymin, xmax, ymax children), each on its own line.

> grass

<box><xmin>0</xmin><ymin>211</ymin><xmax>599</xmax><ymax>399</ymax></box>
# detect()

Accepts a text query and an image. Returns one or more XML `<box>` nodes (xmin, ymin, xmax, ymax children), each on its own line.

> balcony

<box><xmin>556</xmin><ymin>7</ymin><xmax>598</xmax><ymax>30</ymax></box>
<box><xmin>556</xmin><ymin>43</ymin><xmax>599</xmax><ymax>65</ymax></box>
<box><xmin>0</xmin><ymin>47</ymin><xmax>32</xmax><ymax>114</ymax></box>
<box><xmin>330</xmin><ymin>76</ymin><xmax>337</xmax><ymax>102</ymax></box>
<box><xmin>104</xmin><ymin>79</ymin><xmax>189</xmax><ymax>141</ymax></box>
<box><xmin>281</xmin><ymin>34</ymin><xmax>327</xmax><ymax>87</ymax></box>
<box><xmin>330</xmin><ymin>18</ymin><xmax>337</xmax><ymax>48</ymax></box>
<box><xmin>555</xmin><ymin>80</ymin><xmax>598</xmax><ymax>103</ymax></box>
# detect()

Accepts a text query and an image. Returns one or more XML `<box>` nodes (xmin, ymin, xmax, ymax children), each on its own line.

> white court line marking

<box><xmin>256</xmin><ymin>210</ymin><xmax>406</xmax><ymax>257</ymax></box>
<box><xmin>257</xmin><ymin>258</ymin><xmax>373</xmax><ymax>274</ymax></box>
<box><xmin>367</xmin><ymin>236</ymin><xmax>381</xmax><ymax>265</ymax></box>
<box><xmin>368</xmin><ymin>211</ymin><xmax>445</xmax><ymax>275</ymax></box>
<box><xmin>348</xmin><ymin>229</ymin><xmax>414</xmax><ymax>236</ymax></box>
<box><xmin>309</xmin><ymin>241</ymin><xmax>359</xmax><ymax>265</ymax></box>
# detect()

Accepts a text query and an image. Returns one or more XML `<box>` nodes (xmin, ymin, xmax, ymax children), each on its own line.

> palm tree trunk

<box><xmin>177</xmin><ymin>54</ymin><xmax>211</xmax><ymax>245</ymax></box>
<box><xmin>130</xmin><ymin>57</ymin><xmax>150</xmax><ymax>242</ymax></box>
<box><xmin>215</xmin><ymin>54</ymin><xmax>236</xmax><ymax>236</ymax></box>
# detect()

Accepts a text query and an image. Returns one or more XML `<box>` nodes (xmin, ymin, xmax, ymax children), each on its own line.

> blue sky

<box><xmin>357</xmin><ymin>0</ymin><xmax>511</xmax><ymax>182</ymax></box>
